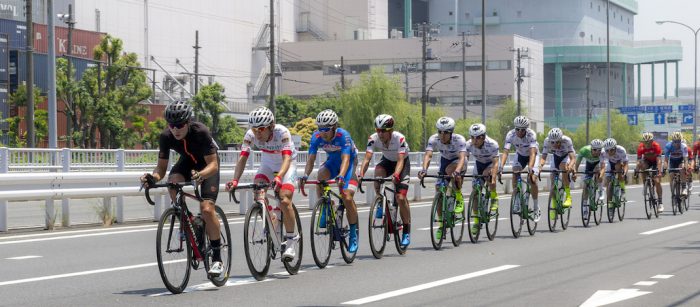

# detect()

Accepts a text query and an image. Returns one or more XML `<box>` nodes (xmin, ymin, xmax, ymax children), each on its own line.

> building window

<box><xmin>283</xmin><ymin>61</ymin><xmax>323</xmax><ymax>72</ymax></box>
<box><xmin>449</xmin><ymin>26</ymin><xmax>453</xmax><ymax>31</ymax></box>
<box><xmin>517</xmin><ymin>10</ymin><xmax>522</xmax><ymax>17</ymax></box>
<box><xmin>613</xmin><ymin>12</ymin><xmax>616</xmax><ymax>18</ymax></box>
<box><xmin>590</xmin><ymin>34</ymin><xmax>593</xmax><ymax>41</ymax></box>
<box><xmin>598</xmin><ymin>5</ymin><xmax>600</xmax><ymax>12</ymax></box>
<box><xmin>627</xmin><ymin>17</ymin><xmax>630</xmax><ymax>24</ymax></box>
<box><xmin>598</xmin><ymin>37</ymin><xmax>601</xmax><ymax>44</ymax></box>
<box><xmin>465</xmin><ymin>61</ymin><xmax>483</xmax><ymax>71</ymax></box>
<box><xmin>449</xmin><ymin>11</ymin><xmax>453</xmax><ymax>16</ymax></box>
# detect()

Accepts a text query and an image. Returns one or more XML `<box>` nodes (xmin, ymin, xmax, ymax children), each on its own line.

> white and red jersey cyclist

<box><xmin>241</xmin><ymin>124</ymin><xmax>298</xmax><ymax>192</ymax></box>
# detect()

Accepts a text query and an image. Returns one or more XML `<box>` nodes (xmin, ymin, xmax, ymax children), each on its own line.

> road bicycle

<box><xmin>502</xmin><ymin>169</ymin><xmax>537</xmax><ymax>238</ymax></box>
<box><xmin>577</xmin><ymin>171</ymin><xmax>604</xmax><ymax>227</ymax></box>
<box><xmin>463</xmin><ymin>174</ymin><xmax>499</xmax><ymax>243</ymax></box>
<box><xmin>300</xmin><ymin>179</ymin><xmax>356</xmax><ymax>268</ymax></box>
<box><xmin>230</xmin><ymin>182</ymin><xmax>303</xmax><ymax>281</ymax></box>
<box><xmin>420</xmin><ymin>174</ymin><xmax>465</xmax><ymax>250</ymax></box>
<box><xmin>540</xmin><ymin>169</ymin><xmax>571</xmax><ymax>232</ymax></box>
<box><xmin>359</xmin><ymin>177</ymin><xmax>409</xmax><ymax>258</ymax></box>
<box><xmin>143</xmin><ymin>178</ymin><xmax>232</xmax><ymax>294</ymax></box>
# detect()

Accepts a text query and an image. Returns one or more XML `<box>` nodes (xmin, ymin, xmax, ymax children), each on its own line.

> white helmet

<box><xmin>513</xmin><ymin>116</ymin><xmax>530</xmax><ymax>129</ymax></box>
<box><xmin>671</xmin><ymin>131</ymin><xmax>683</xmax><ymax>142</ymax></box>
<box><xmin>642</xmin><ymin>132</ymin><xmax>654</xmax><ymax>142</ymax></box>
<box><xmin>374</xmin><ymin>114</ymin><xmax>395</xmax><ymax>129</ymax></box>
<box><xmin>590</xmin><ymin>139</ymin><xmax>604</xmax><ymax>150</ymax></box>
<box><xmin>603</xmin><ymin>138</ymin><xmax>617</xmax><ymax>150</ymax></box>
<box><xmin>436</xmin><ymin>117</ymin><xmax>455</xmax><ymax>132</ymax></box>
<box><xmin>248</xmin><ymin>106</ymin><xmax>275</xmax><ymax>128</ymax></box>
<box><xmin>469</xmin><ymin>123</ymin><xmax>487</xmax><ymax>137</ymax></box>
<box><xmin>547</xmin><ymin>128</ymin><xmax>563</xmax><ymax>141</ymax></box>
<box><xmin>316</xmin><ymin>109</ymin><xmax>338</xmax><ymax>127</ymax></box>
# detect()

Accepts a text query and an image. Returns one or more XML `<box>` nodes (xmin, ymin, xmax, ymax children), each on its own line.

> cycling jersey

<box><xmin>503</xmin><ymin>128</ymin><xmax>539</xmax><ymax>156</ymax></box>
<box><xmin>637</xmin><ymin>141</ymin><xmax>662</xmax><ymax>164</ymax></box>
<box><xmin>603</xmin><ymin>145</ymin><xmax>628</xmax><ymax>164</ymax></box>
<box><xmin>241</xmin><ymin>124</ymin><xmax>297</xmax><ymax>192</ymax></box>
<box><xmin>465</xmin><ymin>136</ymin><xmax>499</xmax><ymax>164</ymax></box>
<box><xmin>576</xmin><ymin>145</ymin><xmax>602</xmax><ymax>164</ymax></box>
<box><xmin>308</xmin><ymin>128</ymin><xmax>358</xmax><ymax>190</ymax></box>
<box><xmin>693</xmin><ymin>141</ymin><xmax>700</xmax><ymax>160</ymax></box>
<box><xmin>663</xmin><ymin>141</ymin><xmax>688</xmax><ymax>160</ymax></box>
<box><xmin>366</xmin><ymin>131</ymin><xmax>409</xmax><ymax>162</ymax></box>
<box><xmin>425</xmin><ymin>133</ymin><xmax>468</xmax><ymax>160</ymax></box>
<box><xmin>542</xmin><ymin>136</ymin><xmax>575</xmax><ymax>158</ymax></box>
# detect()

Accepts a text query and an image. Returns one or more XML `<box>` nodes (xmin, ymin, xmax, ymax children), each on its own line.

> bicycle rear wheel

<box><xmin>451</xmin><ymin>195</ymin><xmax>465</xmax><ymax>246</ymax></box>
<box><xmin>430</xmin><ymin>194</ymin><xmax>444</xmax><ymax>250</ymax></box>
<box><xmin>581</xmin><ymin>186</ymin><xmax>591</xmax><ymax>227</ymax></box>
<box><xmin>282</xmin><ymin>204</ymin><xmax>304</xmax><ymax>275</ymax></box>
<box><xmin>203</xmin><ymin>206</ymin><xmax>233</xmax><ymax>287</ymax></box>
<box><xmin>156</xmin><ymin>208</ymin><xmax>191</xmax><ymax>294</ymax></box>
<box><xmin>672</xmin><ymin>179</ymin><xmax>679</xmax><ymax>216</ymax></box>
<box><xmin>310</xmin><ymin>198</ymin><xmax>332</xmax><ymax>269</ymax></box>
<box><xmin>560</xmin><ymin>205</ymin><xmax>571</xmax><ymax>230</ymax></box>
<box><xmin>485</xmin><ymin>195</ymin><xmax>498</xmax><ymax>241</ymax></box>
<box><xmin>243</xmin><ymin>204</ymin><xmax>271</xmax><ymax>281</ymax></box>
<box><xmin>393</xmin><ymin>203</ymin><xmax>407</xmax><ymax>255</ymax></box>
<box><xmin>643</xmin><ymin>180</ymin><xmax>653</xmax><ymax>219</ymax></box>
<box><xmin>339</xmin><ymin>205</ymin><xmax>357</xmax><ymax>264</ymax></box>
<box><xmin>607</xmin><ymin>184</ymin><xmax>616</xmax><ymax>223</ymax></box>
<box><xmin>547</xmin><ymin>188</ymin><xmax>558</xmax><ymax>232</ymax></box>
<box><xmin>593</xmin><ymin>191</ymin><xmax>603</xmax><ymax>226</ymax></box>
<box><xmin>525</xmin><ymin>195</ymin><xmax>537</xmax><ymax>236</ymax></box>
<box><xmin>467</xmin><ymin>190</ymin><xmax>480</xmax><ymax>243</ymax></box>
<box><xmin>368</xmin><ymin>197</ymin><xmax>387</xmax><ymax>259</ymax></box>
<box><xmin>510</xmin><ymin>190</ymin><xmax>523</xmax><ymax>238</ymax></box>
<box><xmin>617</xmin><ymin>190</ymin><xmax>626</xmax><ymax>221</ymax></box>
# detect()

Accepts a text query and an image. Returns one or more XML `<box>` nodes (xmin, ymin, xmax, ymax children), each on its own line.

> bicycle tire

<box><xmin>617</xmin><ymin>189</ymin><xmax>626</xmax><ymax>221</ymax></box>
<box><xmin>547</xmin><ymin>186</ymin><xmax>558</xmax><ymax>232</ymax></box>
<box><xmin>368</xmin><ymin>197</ymin><xmax>387</xmax><ymax>259</ymax></box>
<box><xmin>282</xmin><ymin>204</ymin><xmax>304</xmax><ymax>275</ymax></box>
<box><xmin>581</xmin><ymin>183</ymin><xmax>591</xmax><ymax>227</ymax></box>
<box><xmin>510</xmin><ymin>189</ymin><xmax>523</xmax><ymax>238</ymax></box>
<box><xmin>467</xmin><ymin>190</ymin><xmax>481</xmax><ymax>243</ymax></box>
<box><xmin>430</xmin><ymin>194</ymin><xmax>444</xmax><ymax>250</ymax></box>
<box><xmin>593</xmin><ymin>185</ymin><xmax>603</xmax><ymax>225</ymax></box>
<box><xmin>451</xmin><ymin>194</ymin><xmax>465</xmax><ymax>246</ymax></box>
<box><xmin>243</xmin><ymin>204</ymin><xmax>271</xmax><ymax>281</ymax></box>
<box><xmin>156</xmin><ymin>208</ymin><xmax>191</xmax><ymax>294</ymax></box>
<box><xmin>525</xmin><ymin>194</ymin><xmax>537</xmax><ymax>236</ymax></box>
<box><xmin>203</xmin><ymin>206</ymin><xmax>233</xmax><ymax>287</ymax></box>
<box><xmin>607</xmin><ymin>183</ymin><xmax>616</xmax><ymax>223</ymax></box>
<box><xmin>561</xmin><ymin>202</ymin><xmax>571</xmax><ymax>230</ymax></box>
<box><xmin>643</xmin><ymin>179</ymin><xmax>653</xmax><ymax>219</ymax></box>
<box><xmin>339</xmin><ymin>204</ymin><xmax>357</xmax><ymax>264</ymax></box>
<box><xmin>393</xmin><ymin>202</ymin><xmax>407</xmax><ymax>255</ymax></box>
<box><xmin>485</xmin><ymin>194</ymin><xmax>498</xmax><ymax>241</ymax></box>
<box><xmin>310</xmin><ymin>198</ymin><xmax>332</xmax><ymax>269</ymax></box>
<box><xmin>672</xmin><ymin>178</ymin><xmax>679</xmax><ymax>216</ymax></box>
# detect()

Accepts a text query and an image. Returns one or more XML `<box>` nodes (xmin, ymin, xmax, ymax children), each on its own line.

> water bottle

<box><xmin>447</xmin><ymin>195</ymin><xmax>455</xmax><ymax>212</ymax></box>
<box><xmin>193</xmin><ymin>215</ymin><xmax>205</xmax><ymax>248</ymax></box>
<box><xmin>388</xmin><ymin>203</ymin><xmax>397</xmax><ymax>221</ymax></box>
<box><xmin>335</xmin><ymin>203</ymin><xmax>344</xmax><ymax>227</ymax></box>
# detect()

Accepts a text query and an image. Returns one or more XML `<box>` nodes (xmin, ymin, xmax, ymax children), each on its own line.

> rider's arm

<box><xmin>277</xmin><ymin>153</ymin><xmax>292</xmax><ymax>178</ymax></box>
<box><xmin>152</xmin><ymin>158</ymin><xmax>169</xmax><ymax>182</ymax></box>
<box><xmin>339</xmin><ymin>153</ymin><xmax>351</xmax><ymax>178</ymax></box>
<box><xmin>490</xmin><ymin>155</ymin><xmax>500</xmax><ymax>182</ymax></box>
<box><xmin>528</xmin><ymin>147</ymin><xmax>537</xmax><ymax>170</ymax></box>
<box><xmin>359</xmin><ymin>151</ymin><xmax>372</xmax><ymax>177</ymax></box>
<box><xmin>232</xmin><ymin>151</ymin><xmax>249</xmax><ymax>181</ymax></box>
<box><xmin>304</xmin><ymin>154</ymin><xmax>316</xmax><ymax>177</ymax></box>
<box><xmin>455</xmin><ymin>151</ymin><xmax>466</xmax><ymax>173</ymax></box>
<box><xmin>198</xmin><ymin>153</ymin><xmax>219</xmax><ymax>179</ymax></box>
<box><xmin>421</xmin><ymin>150</ymin><xmax>433</xmax><ymax>171</ymax></box>
<box><xmin>394</xmin><ymin>153</ymin><xmax>406</xmax><ymax>177</ymax></box>
<box><xmin>499</xmin><ymin>148</ymin><xmax>510</xmax><ymax>172</ymax></box>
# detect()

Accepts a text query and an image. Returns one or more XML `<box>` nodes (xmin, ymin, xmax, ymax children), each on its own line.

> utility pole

<box><xmin>461</xmin><ymin>32</ymin><xmax>467</xmax><ymax>119</ymax></box>
<box><xmin>62</xmin><ymin>4</ymin><xmax>75</xmax><ymax>147</ymax></box>
<box><xmin>404</xmin><ymin>62</ymin><xmax>409</xmax><ymax>101</ymax></box>
<box><xmin>26</xmin><ymin>0</ymin><xmax>35</xmax><ymax>147</ymax></box>
<box><xmin>420</xmin><ymin>22</ymin><xmax>429</xmax><ymax>149</ymax></box>
<box><xmin>268</xmin><ymin>0</ymin><xmax>276</xmax><ymax>112</ymax></box>
<box><xmin>481</xmin><ymin>0</ymin><xmax>486</xmax><ymax>123</ymax></box>
<box><xmin>144</xmin><ymin>0</ymin><xmax>148</xmax><ymax>68</ymax></box>
<box><xmin>509</xmin><ymin>47</ymin><xmax>528</xmax><ymax>116</ymax></box>
<box><xmin>606</xmin><ymin>0</ymin><xmax>611</xmax><ymax>138</ymax></box>
<box><xmin>193</xmin><ymin>30</ymin><xmax>200</xmax><ymax>95</ymax></box>
<box><xmin>340</xmin><ymin>56</ymin><xmax>345</xmax><ymax>90</ymax></box>
<box><xmin>47</xmin><ymin>0</ymin><xmax>57</xmax><ymax>149</ymax></box>
<box><xmin>582</xmin><ymin>64</ymin><xmax>595</xmax><ymax>144</ymax></box>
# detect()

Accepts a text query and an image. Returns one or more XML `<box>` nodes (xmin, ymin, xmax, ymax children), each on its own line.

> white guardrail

<box><xmin>0</xmin><ymin>147</ymin><xmax>638</xmax><ymax>232</ymax></box>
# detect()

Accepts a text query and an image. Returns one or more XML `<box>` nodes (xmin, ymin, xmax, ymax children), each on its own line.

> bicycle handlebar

<box><xmin>419</xmin><ymin>174</ymin><xmax>452</xmax><ymax>188</ymax></box>
<box><xmin>228</xmin><ymin>182</ymin><xmax>271</xmax><ymax>204</ymax></box>
<box><xmin>141</xmin><ymin>180</ymin><xmax>201</xmax><ymax>206</ymax></box>
<box><xmin>357</xmin><ymin>176</ymin><xmax>407</xmax><ymax>194</ymax></box>
<box><xmin>299</xmin><ymin>179</ymin><xmax>344</xmax><ymax>197</ymax></box>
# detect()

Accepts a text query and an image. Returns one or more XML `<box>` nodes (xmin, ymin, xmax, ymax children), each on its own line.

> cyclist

<box><xmin>226</xmin><ymin>106</ymin><xmax>299</xmax><ymax>261</ymax></box>
<box><xmin>538</xmin><ymin>128</ymin><xmax>576</xmax><ymax>208</ymax></box>
<box><xmin>602</xmin><ymin>138</ymin><xmax>629</xmax><ymax>203</ymax></box>
<box><xmin>139</xmin><ymin>100</ymin><xmax>223</xmax><ymax>276</ymax></box>
<box><xmin>358</xmin><ymin>114</ymin><xmax>412</xmax><ymax>248</ymax></box>
<box><xmin>499</xmin><ymin>116</ymin><xmax>540</xmax><ymax>221</ymax></box>
<box><xmin>418</xmin><ymin>117</ymin><xmax>467</xmax><ymax>237</ymax></box>
<box><xmin>635</xmin><ymin>132</ymin><xmax>664</xmax><ymax>212</ymax></box>
<box><xmin>300</xmin><ymin>109</ymin><xmax>360</xmax><ymax>253</ymax></box>
<box><xmin>465</xmin><ymin>123</ymin><xmax>500</xmax><ymax>234</ymax></box>
<box><xmin>662</xmin><ymin>131</ymin><xmax>690</xmax><ymax>197</ymax></box>
<box><xmin>574</xmin><ymin>139</ymin><xmax>606</xmax><ymax>217</ymax></box>
<box><xmin>692</xmin><ymin>139</ymin><xmax>700</xmax><ymax>194</ymax></box>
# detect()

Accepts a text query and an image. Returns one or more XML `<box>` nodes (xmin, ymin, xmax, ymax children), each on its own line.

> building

<box><xmin>398</xmin><ymin>0</ymin><xmax>682</xmax><ymax>130</ymax></box>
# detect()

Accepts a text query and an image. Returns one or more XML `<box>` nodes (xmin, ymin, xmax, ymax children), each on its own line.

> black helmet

<box><xmin>165</xmin><ymin>100</ymin><xmax>193</xmax><ymax>125</ymax></box>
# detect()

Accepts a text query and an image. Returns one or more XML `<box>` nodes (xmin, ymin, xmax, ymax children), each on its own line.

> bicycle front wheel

<box><xmin>451</xmin><ymin>195</ymin><xmax>465</xmax><ymax>247</ymax></box>
<box><xmin>243</xmin><ymin>204</ymin><xmax>271</xmax><ymax>281</ymax></box>
<box><xmin>282</xmin><ymin>204</ymin><xmax>304</xmax><ymax>275</ymax></box>
<box><xmin>368</xmin><ymin>197</ymin><xmax>387</xmax><ymax>259</ymax></box>
<box><xmin>643</xmin><ymin>180</ymin><xmax>653</xmax><ymax>219</ymax></box>
<box><xmin>617</xmin><ymin>191</ymin><xmax>626</xmax><ymax>221</ymax></box>
<box><xmin>581</xmin><ymin>185</ymin><xmax>591</xmax><ymax>227</ymax></box>
<box><xmin>430</xmin><ymin>194</ymin><xmax>444</xmax><ymax>250</ymax></box>
<box><xmin>203</xmin><ymin>206</ymin><xmax>233</xmax><ymax>287</ymax></box>
<box><xmin>467</xmin><ymin>190</ymin><xmax>480</xmax><ymax>243</ymax></box>
<box><xmin>672</xmin><ymin>179</ymin><xmax>679</xmax><ymax>216</ymax></box>
<box><xmin>310</xmin><ymin>198</ymin><xmax>332</xmax><ymax>269</ymax></box>
<box><xmin>510</xmin><ymin>191</ymin><xmax>523</xmax><ymax>238</ymax></box>
<box><xmin>393</xmin><ymin>203</ymin><xmax>407</xmax><ymax>255</ymax></box>
<box><xmin>156</xmin><ymin>208</ymin><xmax>191</xmax><ymax>294</ymax></box>
<box><xmin>547</xmin><ymin>188</ymin><xmax>558</xmax><ymax>232</ymax></box>
<box><xmin>339</xmin><ymin>205</ymin><xmax>357</xmax><ymax>264</ymax></box>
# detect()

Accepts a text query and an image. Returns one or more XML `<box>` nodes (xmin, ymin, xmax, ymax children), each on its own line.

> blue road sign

<box><xmin>683</xmin><ymin>113</ymin><xmax>694</xmax><ymax>124</ymax></box>
<box><xmin>679</xmin><ymin>105</ymin><xmax>695</xmax><ymax>112</ymax></box>
<box><xmin>627</xmin><ymin>114</ymin><xmax>638</xmax><ymax>125</ymax></box>
<box><xmin>654</xmin><ymin>113</ymin><xmax>665</xmax><ymax>125</ymax></box>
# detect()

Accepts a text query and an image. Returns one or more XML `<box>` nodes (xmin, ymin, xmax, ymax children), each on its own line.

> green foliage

<box><xmin>3</xmin><ymin>84</ymin><xmax>46</xmax><ymax>147</ymax></box>
<box><xmin>568</xmin><ymin>110</ymin><xmax>643</xmax><ymax>151</ymax></box>
<box><xmin>143</xmin><ymin>119</ymin><xmax>167</xmax><ymax>149</ymax></box>
<box><xmin>217</xmin><ymin>115</ymin><xmax>245</xmax><ymax>146</ymax></box>
<box><xmin>289</xmin><ymin>117</ymin><xmax>317</xmax><ymax>150</ymax></box>
<box><xmin>275</xmin><ymin>95</ymin><xmax>335</xmax><ymax>127</ymax></box>
<box><xmin>191</xmin><ymin>83</ymin><xmax>244</xmax><ymax>146</ymax></box>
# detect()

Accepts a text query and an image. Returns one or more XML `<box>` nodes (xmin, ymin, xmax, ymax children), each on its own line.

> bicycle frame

<box><xmin>231</xmin><ymin>184</ymin><xmax>288</xmax><ymax>252</ymax></box>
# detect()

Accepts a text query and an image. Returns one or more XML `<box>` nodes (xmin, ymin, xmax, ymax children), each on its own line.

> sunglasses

<box><xmin>672</xmin><ymin>140</ymin><xmax>682</xmax><ymax>144</ymax></box>
<box><xmin>592</xmin><ymin>148</ymin><xmax>601</xmax><ymax>152</ymax></box>
<box><xmin>168</xmin><ymin>122</ymin><xmax>187</xmax><ymax>129</ymax></box>
<box><xmin>438</xmin><ymin>130</ymin><xmax>452</xmax><ymax>135</ymax></box>
<box><xmin>252</xmin><ymin>126</ymin><xmax>268</xmax><ymax>132</ymax></box>
<box><xmin>515</xmin><ymin>128</ymin><xmax>527</xmax><ymax>132</ymax></box>
<box><xmin>471</xmin><ymin>135</ymin><xmax>485</xmax><ymax>140</ymax></box>
<box><xmin>318</xmin><ymin>127</ymin><xmax>332</xmax><ymax>132</ymax></box>
<box><xmin>376</xmin><ymin>128</ymin><xmax>393</xmax><ymax>133</ymax></box>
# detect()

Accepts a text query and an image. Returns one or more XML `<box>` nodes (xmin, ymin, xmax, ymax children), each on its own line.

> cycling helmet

<box><xmin>374</xmin><ymin>114</ymin><xmax>395</xmax><ymax>129</ymax></box>
<box><xmin>469</xmin><ymin>123</ymin><xmax>487</xmax><ymax>137</ymax></box>
<box><xmin>316</xmin><ymin>109</ymin><xmax>338</xmax><ymax>127</ymax></box>
<box><xmin>164</xmin><ymin>100</ymin><xmax>193</xmax><ymax>125</ymax></box>
<box><xmin>547</xmin><ymin>128</ymin><xmax>563</xmax><ymax>141</ymax></box>
<box><xmin>513</xmin><ymin>116</ymin><xmax>530</xmax><ymax>129</ymax></box>
<box><xmin>435</xmin><ymin>117</ymin><xmax>456</xmax><ymax>132</ymax></box>
<box><xmin>641</xmin><ymin>132</ymin><xmax>654</xmax><ymax>142</ymax></box>
<box><xmin>603</xmin><ymin>138</ymin><xmax>617</xmax><ymax>150</ymax></box>
<box><xmin>248</xmin><ymin>106</ymin><xmax>275</xmax><ymax>127</ymax></box>
<box><xmin>671</xmin><ymin>131</ymin><xmax>683</xmax><ymax>142</ymax></box>
<box><xmin>590</xmin><ymin>139</ymin><xmax>604</xmax><ymax>150</ymax></box>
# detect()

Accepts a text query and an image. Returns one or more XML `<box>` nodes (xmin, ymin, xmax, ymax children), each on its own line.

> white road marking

<box><xmin>5</xmin><ymin>255</ymin><xmax>42</xmax><ymax>260</ymax></box>
<box><xmin>651</xmin><ymin>275</ymin><xmax>674</xmax><ymax>279</ymax></box>
<box><xmin>640</xmin><ymin>221</ymin><xmax>698</xmax><ymax>235</ymax></box>
<box><xmin>0</xmin><ymin>259</ymin><xmax>185</xmax><ymax>287</ymax></box>
<box><xmin>341</xmin><ymin>265</ymin><xmax>519</xmax><ymax>305</ymax></box>
<box><xmin>633</xmin><ymin>281</ymin><xmax>657</xmax><ymax>286</ymax></box>
<box><xmin>580</xmin><ymin>288</ymin><xmax>651</xmax><ymax>307</ymax></box>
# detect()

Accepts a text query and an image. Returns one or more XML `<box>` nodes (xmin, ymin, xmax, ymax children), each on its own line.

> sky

<box><xmin>635</xmin><ymin>0</ymin><xmax>699</xmax><ymax>97</ymax></box>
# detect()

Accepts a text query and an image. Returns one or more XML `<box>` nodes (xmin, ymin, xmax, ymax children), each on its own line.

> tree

<box><xmin>191</xmin><ymin>82</ymin><xmax>244</xmax><ymax>146</ymax></box>
<box><xmin>4</xmin><ymin>84</ymin><xmax>45</xmax><ymax>147</ymax></box>
<box><xmin>289</xmin><ymin>117</ymin><xmax>316</xmax><ymax>150</ymax></box>
<box><xmin>143</xmin><ymin>118</ymin><xmax>167</xmax><ymax>149</ymax></box>
<box><xmin>569</xmin><ymin>111</ymin><xmax>643</xmax><ymax>151</ymax></box>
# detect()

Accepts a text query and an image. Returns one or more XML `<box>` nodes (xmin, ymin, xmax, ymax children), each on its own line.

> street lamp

<box><xmin>657</xmin><ymin>20</ymin><xmax>700</xmax><ymax>142</ymax></box>
<box><xmin>423</xmin><ymin>75</ymin><xmax>459</xmax><ymax>148</ymax></box>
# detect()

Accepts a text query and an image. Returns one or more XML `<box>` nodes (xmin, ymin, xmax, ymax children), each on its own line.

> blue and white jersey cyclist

<box><xmin>663</xmin><ymin>131</ymin><xmax>690</xmax><ymax>196</ymax></box>
<box><xmin>538</xmin><ymin>128</ymin><xmax>576</xmax><ymax>209</ymax></box>
<box><xmin>300</xmin><ymin>109</ymin><xmax>360</xmax><ymax>253</ymax></box>
<box><xmin>357</xmin><ymin>114</ymin><xmax>412</xmax><ymax>248</ymax></box>
<box><xmin>499</xmin><ymin>116</ymin><xmax>541</xmax><ymax>221</ymax></box>
<box><xmin>601</xmin><ymin>138</ymin><xmax>629</xmax><ymax>203</ymax></box>
<box><xmin>418</xmin><ymin>117</ymin><xmax>468</xmax><ymax>225</ymax></box>
<box><xmin>464</xmin><ymin>123</ymin><xmax>500</xmax><ymax>233</ymax></box>
<box><xmin>226</xmin><ymin>106</ymin><xmax>299</xmax><ymax>261</ymax></box>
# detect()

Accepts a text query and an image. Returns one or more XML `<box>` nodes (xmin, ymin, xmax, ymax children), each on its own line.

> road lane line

<box><xmin>341</xmin><ymin>264</ymin><xmax>519</xmax><ymax>305</ymax></box>
<box><xmin>0</xmin><ymin>260</ymin><xmax>185</xmax><ymax>286</ymax></box>
<box><xmin>651</xmin><ymin>275</ymin><xmax>674</xmax><ymax>279</ymax></box>
<box><xmin>639</xmin><ymin>221</ymin><xmax>698</xmax><ymax>235</ymax></box>
<box><xmin>634</xmin><ymin>281</ymin><xmax>657</xmax><ymax>286</ymax></box>
<box><xmin>5</xmin><ymin>255</ymin><xmax>42</xmax><ymax>260</ymax></box>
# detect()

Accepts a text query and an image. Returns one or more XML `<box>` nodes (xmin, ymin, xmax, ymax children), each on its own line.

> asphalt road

<box><xmin>1</xmin><ymin>182</ymin><xmax>699</xmax><ymax>307</ymax></box>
